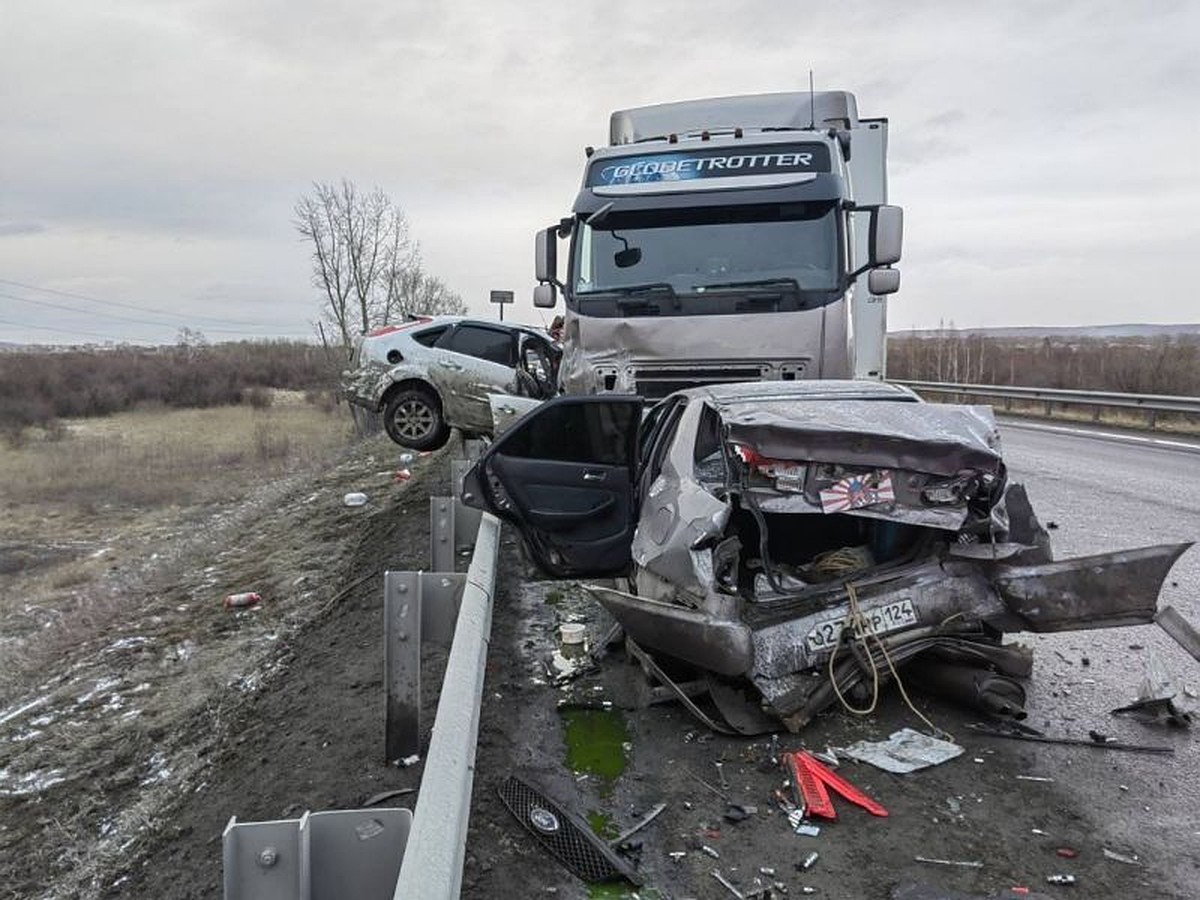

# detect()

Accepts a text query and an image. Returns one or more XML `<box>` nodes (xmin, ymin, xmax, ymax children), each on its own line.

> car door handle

<box><xmin>582</xmin><ymin>471</ymin><xmax>607</xmax><ymax>482</ymax></box>
<box><xmin>438</xmin><ymin>361</ymin><xmax>463</xmax><ymax>370</ymax></box>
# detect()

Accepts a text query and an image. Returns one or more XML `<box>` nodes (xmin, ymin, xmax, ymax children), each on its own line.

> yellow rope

<box><xmin>827</xmin><ymin>582</ymin><xmax>952</xmax><ymax>740</ymax></box>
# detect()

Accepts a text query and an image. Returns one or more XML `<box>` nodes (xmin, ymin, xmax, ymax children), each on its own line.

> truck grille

<box><xmin>633</xmin><ymin>365</ymin><xmax>781</xmax><ymax>399</ymax></box>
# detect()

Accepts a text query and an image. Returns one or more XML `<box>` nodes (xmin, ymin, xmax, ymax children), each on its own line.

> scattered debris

<box><xmin>799</xmin><ymin>851</ymin><xmax>819</xmax><ymax>870</ymax></box>
<box><xmin>1055</xmin><ymin>848</ymin><xmax>1078</xmax><ymax>859</ymax></box>
<box><xmin>1015</xmin><ymin>775</ymin><xmax>1054</xmax><ymax>783</ymax></box>
<box><xmin>782</xmin><ymin>750</ymin><xmax>888</xmax><ymax>820</ymax></box>
<box><xmin>723</xmin><ymin>803</ymin><xmax>753</xmax><ymax>823</ymax></box>
<box><xmin>914</xmin><ymin>856</ymin><xmax>983</xmax><ymax>869</ymax></box>
<box><xmin>558</xmin><ymin>622</ymin><xmax>586</xmax><ymax>646</ymax></box>
<box><xmin>1045</xmin><ymin>874</ymin><xmax>1076</xmax><ymax>885</ymax></box>
<box><xmin>392</xmin><ymin>468</ymin><xmax>412</xmax><ymax>482</ymax></box>
<box><xmin>712</xmin><ymin>868</ymin><xmax>745</xmax><ymax>898</ymax></box>
<box><xmin>222</xmin><ymin>591</ymin><xmax>261</xmax><ymax>609</ymax></box>
<box><xmin>701</xmin><ymin>845</ymin><xmax>721</xmax><ymax>859</ymax></box>
<box><xmin>362</xmin><ymin>788</ymin><xmax>416</xmax><ymax>807</ymax></box>
<box><xmin>1155</xmin><ymin>606</ymin><xmax>1200</xmax><ymax>665</ymax></box>
<box><xmin>685</xmin><ymin>768</ymin><xmax>729</xmax><ymax>802</ymax></box>
<box><xmin>394</xmin><ymin>754</ymin><xmax>420</xmax><ymax>768</ymax></box>
<box><xmin>840</xmin><ymin>728</ymin><xmax>963</xmax><ymax>774</ymax></box>
<box><xmin>342</xmin><ymin>492</ymin><xmax>368</xmax><ymax>507</ymax></box>
<box><xmin>1111</xmin><ymin>652</ymin><xmax>1193</xmax><ymax>729</ymax></box>
<box><xmin>967</xmin><ymin>723</ymin><xmax>1174</xmax><ymax>754</ymax></box>
<box><xmin>1102</xmin><ymin>848</ymin><xmax>1141</xmax><ymax>866</ymax></box>
<box><xmin>610</xmin><ymin>801</ymin><xmax>666</xmax><ymax>846</ymax></box>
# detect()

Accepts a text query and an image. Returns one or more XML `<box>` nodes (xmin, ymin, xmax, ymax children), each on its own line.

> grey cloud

<box><xmin>0</xmin><ymin>0</ymin><xmax>1197</xmax><ymax>344</ymax></box>
<box><xmin>0</xmin><ymin>222</ymin><xmax>47</xmax><ymax>237</ymax></box>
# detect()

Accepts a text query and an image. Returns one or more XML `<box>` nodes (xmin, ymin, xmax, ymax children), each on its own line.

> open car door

<box><xmin>462</xmin><ymin>395</ymin><xmax>644</xmax><ymax>577</ymax></box>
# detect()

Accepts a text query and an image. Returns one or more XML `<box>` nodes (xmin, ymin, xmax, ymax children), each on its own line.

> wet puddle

<box><xmin>559</xmin><ymin>706</ymin><xmax>629</xmax><ymax>797</ymax></box>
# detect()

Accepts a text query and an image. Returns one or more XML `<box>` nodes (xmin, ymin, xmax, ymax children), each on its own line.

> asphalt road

<box><xmin>996</xmin><ymin>420</ymin><xmax>1200</xmax><ymax>887</ymax></box>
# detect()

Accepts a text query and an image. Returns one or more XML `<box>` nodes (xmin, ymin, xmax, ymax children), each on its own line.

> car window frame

<box><xmin>436</xmin><ymin>323</ymin><xmax>517</xmax><ymax>367</ymax></box>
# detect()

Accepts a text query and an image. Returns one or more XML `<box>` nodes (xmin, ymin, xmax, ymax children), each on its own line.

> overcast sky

<box><xmin>2</xmin><ymin>0</ymin><xmax>1198</xmax><ymax>344</ymax></box>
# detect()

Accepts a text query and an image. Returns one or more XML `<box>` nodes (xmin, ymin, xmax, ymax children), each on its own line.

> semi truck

<box><xmin>532</xmin><ymin>90</ymin><xmax>903</xmax><ymax>397</ymax></box>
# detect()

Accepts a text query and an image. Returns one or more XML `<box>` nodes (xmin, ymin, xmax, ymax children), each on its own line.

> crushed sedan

<box><xmin>342</xmin><ymin>316</ymin><xmax>560</xmax><ymax>450</ymax></box>
<box><xmin>463</xmin><ymin>381</ymin><xmax>1192</xmax><ymax>731</ymax></box>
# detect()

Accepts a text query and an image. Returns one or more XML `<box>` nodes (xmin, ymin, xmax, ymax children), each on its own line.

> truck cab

<box><xmin>534</xmin><ymin>91</ymin><xmax>902</xmax><ymax>397</ymax></box>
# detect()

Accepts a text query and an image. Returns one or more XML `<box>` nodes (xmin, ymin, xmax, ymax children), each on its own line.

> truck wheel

<box><xmin>383</xmin><ymin>387</ymin><xmax>450</xmax><ymax>451</ymax></box>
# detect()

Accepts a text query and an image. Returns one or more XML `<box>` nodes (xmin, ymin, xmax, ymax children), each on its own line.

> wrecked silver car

<box><xmin>463</xmin><ymin>381</ymin><xmax>1192</xmax><ymax>730</ymax></box>
<box><xmin>342</xmin><ymin>316</ymin><xmax>560</xmax><ymax>450</ymax></box>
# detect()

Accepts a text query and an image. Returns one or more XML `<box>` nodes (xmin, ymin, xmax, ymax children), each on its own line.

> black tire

<box><xmin>382</xmin><ymin>386</ymin><xmax>450</xmax><ymax>450</ymax></box>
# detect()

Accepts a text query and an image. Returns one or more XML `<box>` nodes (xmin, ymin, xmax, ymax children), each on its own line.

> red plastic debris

<box><xmin>1010</xmin><ymin>888</ymin><xmax>1030</xmax><ymax>896</ymax></box>
<box><xmin>781</xmin><ymin>751</ymin><xmax>888</xmax><ymax>820</ymax></box>
<box><xmin>1056</xmin><ymin>847</ymin><xmax>1078</xmax><ymax>858</ymax></box>
<box><xmin>393</xmin><ymin>468</ymin><xmax>412</xmax><ymax>482</ymax></box>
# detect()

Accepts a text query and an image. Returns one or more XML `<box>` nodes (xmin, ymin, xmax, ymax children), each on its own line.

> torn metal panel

<box><xmin>631</xmin><ymin>400</ymin><xmax>733</xmax><ymax>598</ymax></box>
<box><xmin>993</xmin><ymin>543</ymin><xmax>1192</xmax><ymax>632</ymax></box>
<box><xmin>587</xmin><ymin>584</ymin><xmax>752</xmax><ymax>677</ymax></box>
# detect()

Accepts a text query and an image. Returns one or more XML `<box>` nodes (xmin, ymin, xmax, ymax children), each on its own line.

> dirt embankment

<box><xmin>0</xmin><ymin>435</ymin><xmax>442</xmax><ymax>900</ymax></box>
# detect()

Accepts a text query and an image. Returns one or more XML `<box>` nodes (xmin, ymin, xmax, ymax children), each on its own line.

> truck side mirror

<box><xmin>535</xmin><ymin>226</ymin><xmax>558</xmax><ymax>284</ymax></box>
<box><xmin>869</xmin><ymin>205</ymin><xmax>903</xmax><ymax>267</ymax></box>
<box><xmin>868</xmin><ymin>267</ymin><xmax>900</xmax><ymax>295</ymax></box>
<box><xmin>533</xmin><ymin>283</ymin><xmax>558</xmax><ymax>308</ymax></box>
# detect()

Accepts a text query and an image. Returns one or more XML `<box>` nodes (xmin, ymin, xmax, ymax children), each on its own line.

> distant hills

<box><xmin>890</xmin><ymin>323</ymin><xmax>1200</xmax><ymax>339</ymax></box>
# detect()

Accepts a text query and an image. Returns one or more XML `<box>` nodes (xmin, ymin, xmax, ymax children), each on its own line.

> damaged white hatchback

<box><xmin>463</xmin><ymin>381</ymin><xmax>1192</xmax><ymax>731</ymax></box>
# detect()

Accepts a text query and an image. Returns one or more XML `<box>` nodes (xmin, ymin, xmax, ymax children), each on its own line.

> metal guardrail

<box><xmin>224</xmin><ymin>442</ymin><xmax>499</xmax><ymax>900</ymax></box>
<box><xmin>392</xmin><ymin>512</ymin><xmax>499</xmax><ymax>899</ymax></box>
<box><xmin>894</xmin><ymin>380</ymin><xmax>1200</xmax><ymax>426</ymax></box>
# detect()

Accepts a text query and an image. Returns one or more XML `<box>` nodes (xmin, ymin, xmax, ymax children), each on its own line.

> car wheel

<box><xmin>383</xmin><ymin>387</ymin><xmax>450</xmax><ymax>450</ymax></box>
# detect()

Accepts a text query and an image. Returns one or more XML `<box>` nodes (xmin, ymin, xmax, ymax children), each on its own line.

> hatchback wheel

<box><xmin>383</xmin><ymin>387</ymin><xmax>450</xmax><ymax>450</ymax></box>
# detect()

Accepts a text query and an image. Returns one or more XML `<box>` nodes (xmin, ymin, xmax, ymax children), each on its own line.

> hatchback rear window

<box><xmin>412</xmin><ymin>326</ymin><xmax>447</xmax><ymax>347</ymax></box>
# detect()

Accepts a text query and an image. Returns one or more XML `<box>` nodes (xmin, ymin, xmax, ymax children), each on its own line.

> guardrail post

<box><xmin>384</xmin><ymin>571</ymin><xmax>467</xmax><ymax>764</ymax></box>
<box><xmin>384</xmin><ymin>571</ymin><xmax>422</xmax><ymax>764</ymax></box>
<box><xmin>429</xmin><ymin>497</ymin><xmax>455</xmax><ymax>573</ymax></box>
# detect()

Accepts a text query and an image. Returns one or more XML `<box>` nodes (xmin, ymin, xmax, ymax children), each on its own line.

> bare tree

<box><xmin>383</xmin><ymin>265</ymin><xmax>467</xmax><ymax>320</ymax></box>
<box><xmin>296</xmin><ymin>179</ymin><xmax>442</xmax><ymax>357</ymax></box>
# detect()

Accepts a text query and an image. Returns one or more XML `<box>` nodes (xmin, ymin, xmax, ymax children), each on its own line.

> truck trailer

<box><xmin>533</xmin><ymin>90</ymin><xmax>902</xmax><ymax>397</ymax></box>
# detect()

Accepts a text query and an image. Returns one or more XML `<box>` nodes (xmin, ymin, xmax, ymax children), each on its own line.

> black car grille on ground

<box><xmin>497</xmin><ymin>775</ymin><xmax>641</xmax><ymax>885</ymax></box>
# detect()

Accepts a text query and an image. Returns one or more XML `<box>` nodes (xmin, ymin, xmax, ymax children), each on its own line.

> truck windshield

<box><xmin>572</xmin><ymin>202</ymin><xmax>840</xmax><ymax>312</ymax></box>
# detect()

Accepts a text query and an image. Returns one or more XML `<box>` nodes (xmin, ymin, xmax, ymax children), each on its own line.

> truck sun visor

<box><xmin>587</xmin><ymin>142</ymin><xmax>832</xmax><ymax>187</ymax></box>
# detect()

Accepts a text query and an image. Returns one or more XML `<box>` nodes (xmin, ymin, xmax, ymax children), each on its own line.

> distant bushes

<box><xmin>888</xmin><ymin>333</ymin><xmax>1200</xmax><ymax>396</ymax></box>
<box><xmin>0</xmin><ymin>340</ymin><xmax>336</xmax><ymax>437</ymax></box>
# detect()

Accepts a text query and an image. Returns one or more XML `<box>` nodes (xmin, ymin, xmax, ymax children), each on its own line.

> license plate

<box><xmin>804</xmin><ymin>598</ymin><xmax>918</xmax><ymax>652</ymax></box>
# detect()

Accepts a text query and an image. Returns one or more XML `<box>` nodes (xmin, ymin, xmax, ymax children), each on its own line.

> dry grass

<box><xmin>0</xmin><ymin>394</ymin><xmax>355</xmax><ymax>509</ymax></box>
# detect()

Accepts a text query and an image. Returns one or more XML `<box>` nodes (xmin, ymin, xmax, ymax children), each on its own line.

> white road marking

<box><xmin>998</xmin><ymin>418</ymin><xmax>1200</xmax><ymax>454</ymax></box>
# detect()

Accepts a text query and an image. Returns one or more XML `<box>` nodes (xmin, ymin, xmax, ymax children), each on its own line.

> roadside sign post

<box><xmin>489</xmin><ymin>289</ymin><xmax>513</xmax><ymax>321</ymax></box>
